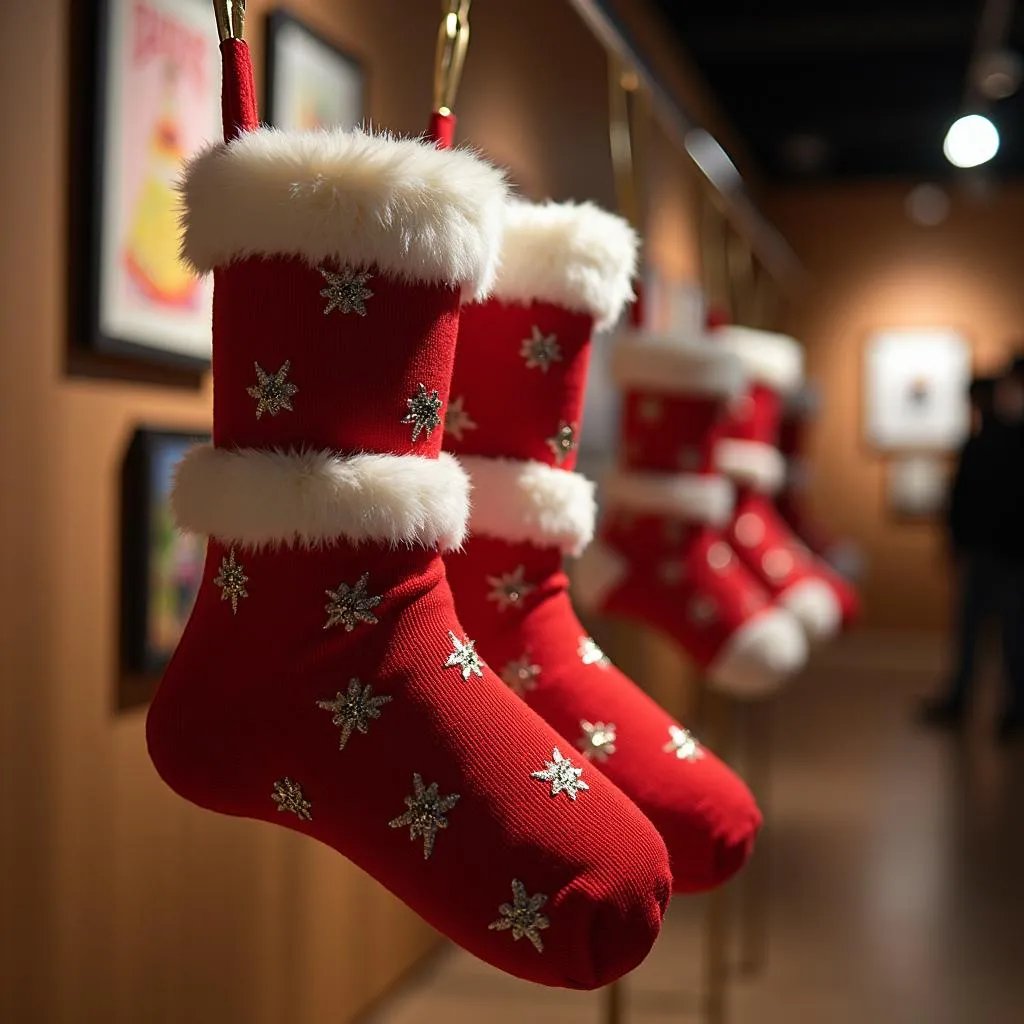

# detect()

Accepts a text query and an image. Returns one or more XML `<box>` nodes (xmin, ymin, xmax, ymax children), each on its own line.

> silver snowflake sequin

<box><xmin>213</xmin><ymin>548</ymin><xmax>249</xmax><ymax>614</ymax></box>
<box><xmin>444</xmin><ymin>395</ymin><xmax>477</xmax><ymax>441</ymax></box>
<box><xmin>546</xmin><ymin>421</ymin><xmax>576</xmax><ymax>465</ymax></box>
<box><xmin>271</xmin><ymin>777</ymin><xmax>312</xmax><ymax>821</ymax></box>
<box><xmin>735</xmin><ymin>512</ymin><xmax>765</xmax><ymax>548</ymax></box>
<box><xmin>319</xmin><ymin>265</ymin><xmax>373</xmax><ymax>316</ymax></box>
<box><xmin>578</xmin><ymin>635</ymin><xmax>611</xmax><ymax>668</ymax></box>
<box><xmin>324</xmin><ymin>572</ymin><xmax>382</xmax><ymax>631</ymax></box>
<box><xmin>707</xmin><ymin>542</ymin><xmax>733</xmax><ymax>572</ymax></box>
<box><xmin>531</xmin><ymin>747</ymin><xmax>590</xmax><ymax>801</ymax></box>
<box><xmin>488</xmin><ymin>879</ymin><xmax>550</xmax><ymax>953</ymax></box>
<box><xmin>677</xmin><ymin>446</ymin><xmax>702</xmax><ymax>471</ymax></box>
<box><xmin>445</xmin><ymin>631</ymin><xmax>485</xmax><ymax>680</ymax></box>
<box><xmin>401</xmin><ymin>383</ymin><xmax>444</xmax><ymax>442</ymax></box>
<box><xmin>316</xmin><ymin>678</ymin><xmax>391</xmax><ymax>750</ymax></box>
<box><xmin>486</xmin><ymin>565</ymin><xmax>536</xmax><ymax>612</ymax></box>
<box><xmin>663</xmin><ymin>518</ymin><xmax>686</xmax><ymax>544</ymax></box>
<box><xmin>763</xmin><ymin>548</ymin><xmax>794</xmax><ymax>582</ymax></box>
<box><xmin>247</xmin><ymin>360</ymin><xmax>298</xmax><ymax>420</ymax></box>
<box><xmin>664</xmin><ymin>725</ymin><xmax>704</xmax><ymax>762</ymax></box>
<box><xmin>388</xmin><ymin>773</ymin><xmax>460</xmax><ymax>860</ymax></box>
<box><xmin>520</xmin><ymin>326</ymin><xmax>563</xmax><ymax>372</ymax></box>
<box><xmin>638</xmin><ymin>396</ymin><xmax>664</xmax><ymax>423</ymax></box>
<box><xmin>501</xmin><ymin>653</ymin><xmax>542</xmax><ymax>696</ymax></box>
<box><xmin>688</xmin><ymin>595</ymin><xmax>719</xmax><ymax>626</ymax></box>
<box><xmin>578</xmin><ymin>720</ymin><xmax>617</xmax><ymax>762</ymax></box>
<box><xmin>658</xmin><ymin>560</ymin><xmax>685</xmax><ymax>587</ymax></box>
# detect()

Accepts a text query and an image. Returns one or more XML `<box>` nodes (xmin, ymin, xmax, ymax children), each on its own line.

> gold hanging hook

<box><xmin>608</xmin><ymin>55</ymin><xmax>649</xmax><ymax>230</ymax></box>
<box><xmin>433</xmin><ymin>1</ymin><xmax>472</xmax><ymax>114</ymax></box>
<box><xmin>212</xmin><ymin>0</ymin><xmax>245</xmax><ymax>42</ymax></box>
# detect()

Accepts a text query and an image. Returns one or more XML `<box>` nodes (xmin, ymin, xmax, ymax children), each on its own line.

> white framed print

<box><xmin>73</xmin><ymin>0</ymin><xmax>221</xmax><ymax>369</ymax></box>
<box><xmin>864</xmin><ymin>328</ymin><xmax>971</xmax><ymax>451</ymax></box>
<box><xmin>264</xmin><ymin>10</ymin><xmax>364</xmax><ymax>132</ymax></box>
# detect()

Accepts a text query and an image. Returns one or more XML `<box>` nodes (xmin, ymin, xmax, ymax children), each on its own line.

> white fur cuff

<box><xmin>181</xmin><ymin>128</ymin><xmax>508</xmax><ymax>300</ymax></box>
<box><xmin>611</xmin><ymin>331</ymin><xmax>746</xmax><ymax>397</ymax></box>
<box><xmin>712</xmin><ymin>326</ymin><xmax>804</xmax><ymax>394</ymax></box>
<box><xmin>459</xmin><ymin>456</ymin><xmax>596</xmax><ymax>555</ymax></box>
<box><xmin>714</xmin><ymin>439</ymin><xmax>787</xmax><ymax>495</ymax></box>
<box><xmin>491</xmin><ymin>201</ymin><xmax>638</xmax><ymax>330</ymax></box>
<box><xmin>172</xmin><ymin>446</ymin><xmax>470</xmax><ymax>551</ymax></box>
<box><xmin>603</xmin><ymin>470</ymin><xmax>734</xmax><ymax>526</ymax></box>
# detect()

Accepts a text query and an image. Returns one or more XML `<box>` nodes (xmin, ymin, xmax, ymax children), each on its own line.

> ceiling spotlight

<box><xmin>973</xmin><ymin>50</ymin><xmax>1022</xmax><ymax>100</ymax></box>
<box><xmin>943</xmin><ymin>114</ymin><xmax>1000</xmax><ymax>168</ymax></box>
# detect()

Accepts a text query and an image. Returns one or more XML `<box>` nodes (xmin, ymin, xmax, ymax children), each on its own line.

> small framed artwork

<box><xmin>72</xmin><ymin>0</ymin><xmax>220</xmax><ymax>370</ymax></box>
<box><xmin>886</xmin><ymin>454</ymin><xmax>950</xmax><ymax>519</ymax></box>
<box><xmin>120</xmin><ymin>428</ymin><xmax>208</xmax><ymax>708</ymax></box>
<box><xmin>265</xmin><ymin>10</ymin><xmax>365</xmax><ymax>132</ymax></box>
<box><xmin>864</xmin><ymin>328</ymin><xmax>971</xmax><ymax>451</ymax></box>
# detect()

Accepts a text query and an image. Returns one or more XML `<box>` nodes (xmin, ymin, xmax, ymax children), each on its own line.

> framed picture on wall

<box><xmin>120</xmin><ymin>427</ymin><xmax>208</xmax><ymax>709</ymax></box>
<box><xmin>885</xmin><ymin>454</ymin><xmax>950</xmax><ymax>519</ymax></box>
<box><xmin>71</xmin><ymin>0</ymin><xmax>220</xmax><ymax>370</ymax></box>
<box><xmin>864</xmin><ymin>328</ymin><xmax>971</xmax><ymax>451</ymax></box>
<box><xmin>265</xmin><ymin>10</ymin><xmax>365</xmax><ymax>132</ymax></box>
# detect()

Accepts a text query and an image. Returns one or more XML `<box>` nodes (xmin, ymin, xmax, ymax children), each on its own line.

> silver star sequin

<box><xmin>762</xmin><ymin>548</ymin><xmax>794</xmax><ymax>582</ymax></box>
<box><xmin>578</xmin><ymin>720</ymin><xmax>617</xmax><ymax>762</ymax></box>
<box><xmin>520</xmin><ymin>326</ymin><xmax>562</xmax><ymax>372</ymax></box>
<box><xmin>324</xmin><ymin>572</ymin><xmax>382</xmax><ymax>631</ymax></box>
<box><xmin>319</xmin><ymin>265</ymin><xmax>373</xmax><ymax>316</ymax></box>
<box><xmin>638</xmin><ymin>396</ymin><xmax>664</xmax><ymax>422</ymax></box>
<box><xmin>401</xmin><ymin>383</ymin><xmax>443</xmax><ymax>442</ymax></box>
<box><xmin>546</xmin><ymin>421</ymin><xmax>577</xmax><ymax>465</ymax></box>
<box><xmin>501</xmin><ymin>652</ymin><xmax>542</xmax><ymax>697</ymax></box>
<box><xmin>444</xmin><ymin>395</ymin><xmax>477</xmax><ymax>441</ymax></box>
<box><xmin>531</xmin><ymin>747</ymin><xmax>590</xmax><ymax>801</ymax></box>
<box><xmin>388</xmin><ymin>773</ymin><xmax>460</xmax><ymax>859</ymax></box>
<box><xmin>688</xmin><ymin>595</ymin><xmax>719</xmax><ymax>626</ymax></box>
<box><xmin>486</xmin><ymin>565</ymin><xmax>535</xmax><ymax>612</ymax></box>
<box><xmin>707</xmin><ymin>542</ymin><xmax>734</xmax><ymax>572</ymax></box>
<box><xmin>578</xmin><ymin>636</ymin><xmax>611</xmax><ymax>669</ymax></box>
<box><xmin>735</xmin><ymin>512</ymin><xmax>765</xmax><ymax>548</ymax></box>
<box><xmin>247</xmin><ymin>360</ymin><xmax>298</xmax><ymax>419</ymax></box>
<box><xmin>488</xmin><ymin>879</ymin><xmax>550</xmax><ymax>953</ymax></box>
<box><xmin>663</xmin><ymin>725</ymin><xmax>704</xmax><ymax>762</ymax></box>
<box><xmin>658</xmin><ymin>560</ymin><xmax>685</xmax><ymax>586</ymax></box>
<box><xmin>316</xmin><ymin>678</ymin><xmax>391</xmax><ymax>750</ymax></box>
<box><xmin>677</xmin><ymin>446</ymin><xmax>702</xmax><ymax>471</ymax></box>
<box><xmin>213</xmin><ymin>548</ymin><xmax>249</xmax><ymax>614</ymax></box>
<box><xmin>445</xmin><ymin>631</ymin><xmax>485</xmax><ymax>680</ymax></box>
<box><xmin>271</xmin><ymin>777</ymin><xmax>312</xmax><ymax>821</ymax></box>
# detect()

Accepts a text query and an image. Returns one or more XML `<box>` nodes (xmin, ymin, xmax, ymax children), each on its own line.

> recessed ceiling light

<box><xmin>943</xmin><ymin>115</ymin><xmax>1000</xmax><ymax>169</ymax></box>
<box><xmin>973</xmin><ymin>50</ymin><xmax>1022</xmax><ymax>100</ymax></box>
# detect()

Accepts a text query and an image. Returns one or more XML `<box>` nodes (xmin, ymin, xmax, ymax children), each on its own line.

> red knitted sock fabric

<box><xmin>577</xmin><ymin>331</ymin><xmax>808</xmax><ymax>698</ymax></box>
<box><xmin>145</xmin><ymin>122</ymin><xmax>671</xmax><ymax>989</ymax></box>
<box><xmin>444</xmin><ymin>201</ymin><xmax>763</xmax><ymax>893</ymax></box>
<box><xmin>710</xmin><ymin>327</ymin><xmax>859</xmax><ymax>638</ymax></box>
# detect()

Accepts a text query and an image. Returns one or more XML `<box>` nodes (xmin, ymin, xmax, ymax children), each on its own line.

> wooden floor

<box><xmin>365</xmin><ymin>631</ymin><xmax>1024</xmax><ymax>1024</ymax></box>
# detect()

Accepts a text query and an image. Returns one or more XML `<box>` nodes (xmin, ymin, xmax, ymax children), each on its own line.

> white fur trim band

<box><xmin>603</xmin><ymin>470</ymin><xmax>734</xmax><ymax>526</ymax></box>
<box><xmin>714</xmin><ymin>440</ymin><xmax>786</xmax><ymax>495</ymax></box>
<box><xmin>712</xmin><ymin>326</ymin><xmax>804</xmax><ymax>394</ymax></box>
<box><xmin>172</xmin><ymin>446</ymin><xmax>470</xmax><ymax>551</ymax></box>
<box><xmin>181</xmin><ymin>128</ymin><xmax>507</xmax><ymax>300</ymax></box>
<box><xmin>611</xmin><ymin>331</ymin><xmax>745</xmax><ymax>397</ymax></box>
<box><xmin>459</xmin><ymin>456</ymin><xmax>596</xmax><ymax>556</ymax></box>
<box><xmin>491</xmin><ymin>201</ymin><xmax>638</xmax><ymax>330</ymax></box>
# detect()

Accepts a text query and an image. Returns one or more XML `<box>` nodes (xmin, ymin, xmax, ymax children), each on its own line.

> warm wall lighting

<box><xmin>620</xmin><ymin>70</ymin><xmax>639</xmax><ymax>92</ymax></box>
<box><xmin>943</xmin><ymin>114</ymin><xmax>1000</xmax><ymax>168</ymax></box>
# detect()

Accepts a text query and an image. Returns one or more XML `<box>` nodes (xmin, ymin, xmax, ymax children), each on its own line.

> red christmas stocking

<box><xmin>777</xmin><ymin>384</ymin><xmax>864</xmax><ymax>585</ymax></box>
<box><xmin>146</xmin><ymin>112</ymin><xmax>672</xmax><ymax>987</ymax></box>
<box><xmin>710</xmin><ymin>326</ymin><xmax>860</xmax><ymax>638</ymax></box>
<box><xmin>576</xmin><ymin>331</ymin><xmax>808</xmax><ymax>697</ymax></box>
<box><xmin>444</xmin><ymin>201</ymin><xmax>763</xmax><ymax>894</ymax></box>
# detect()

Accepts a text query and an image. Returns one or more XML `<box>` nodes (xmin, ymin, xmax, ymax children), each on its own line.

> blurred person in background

<box><xmin>920</xmin><ymin>362</ymin><xmax>1024</xmax><ymax>741</ymax></box>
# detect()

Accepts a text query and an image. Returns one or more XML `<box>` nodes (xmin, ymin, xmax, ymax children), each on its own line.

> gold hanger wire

<box><xmin>212</xmin><ymin>0</ymin><xmax>245</xmax><ymax>42</ymax></box>
<box><xmin>434</xmin><ymin>1</ymin><xmax>472</xmax><ymax>115</ymax></box>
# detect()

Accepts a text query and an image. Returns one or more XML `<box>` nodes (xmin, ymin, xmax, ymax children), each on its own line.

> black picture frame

<box><xmin>68</xmin><ymin>0</ymin><xmax>221</xmax><ymax>374</ymax></box>
<box><xmin>120</xmin><ymin>427</ymin><xmax>209</xmax><ymax>710</ymax></box>
<box><xmin>264</xmin><ymin>9</ymin><xmax>365</xmax><ymax>132</ymax></box>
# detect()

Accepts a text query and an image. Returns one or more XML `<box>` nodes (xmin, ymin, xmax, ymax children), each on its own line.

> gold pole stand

<box><xmin>738</xmin><ymin>700</ymin><xmax>772</xmax><ymax>976</ymax></box>
<box><xmin>602</xmin><ymin>978</ymin><xmax>625</xmax><ymax>1024</ymax></box>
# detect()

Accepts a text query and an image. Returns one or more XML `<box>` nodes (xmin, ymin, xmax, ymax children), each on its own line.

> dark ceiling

<box><xmin>652</xmin><ymin>0</ymin><xmax>1024</xmax><ymax>181</ymax></box>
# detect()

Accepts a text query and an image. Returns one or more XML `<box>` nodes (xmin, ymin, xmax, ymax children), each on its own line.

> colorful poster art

<box><xmin>265</xmin><ymin>11</ymin><xmax>364</xmax><ymax>133</ymax></box>
<box><xmin>96</xmin><ymin>0</ymin><xmax>220</xmax><ymax>364</ymax></box>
